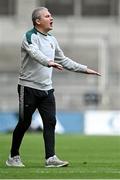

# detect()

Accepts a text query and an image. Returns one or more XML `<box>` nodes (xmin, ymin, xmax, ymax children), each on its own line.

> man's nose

<box><xmin>51</xmin><ymin>16</ymin><xmax>53</xmax><ymax>21</ymax></box>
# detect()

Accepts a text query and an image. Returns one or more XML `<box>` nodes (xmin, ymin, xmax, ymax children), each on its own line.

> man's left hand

<box><xmin>48</xmin><ymin>60</ymin><xmax>63</xmax><ymax>70</ymax></box>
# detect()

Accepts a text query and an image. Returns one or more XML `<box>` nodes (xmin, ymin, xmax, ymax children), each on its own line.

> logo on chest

<box><xmin>50</xmin><ymin>43</ymin><xmax>54</xmax><ymax>49</ymax></box>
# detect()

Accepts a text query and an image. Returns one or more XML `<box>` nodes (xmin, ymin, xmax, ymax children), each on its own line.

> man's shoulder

<box><xmin>25</xmin><ymin>28</ymin><xmax>37</xmax><ymax>44</ymax></box>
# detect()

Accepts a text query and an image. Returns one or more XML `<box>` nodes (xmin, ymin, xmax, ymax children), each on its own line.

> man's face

<box><xmin>36</xmin><ymin>9</ymin><xmax>53</xmax><ymax>33</ymax></box>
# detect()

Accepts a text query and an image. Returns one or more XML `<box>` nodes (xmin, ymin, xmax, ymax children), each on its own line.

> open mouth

<box><xmin>50</xmin><ymin>22</ymin><xmax>53</xmax><ymax>26</ymax></box>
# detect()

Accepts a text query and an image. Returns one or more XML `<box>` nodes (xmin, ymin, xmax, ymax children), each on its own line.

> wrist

<box><xmin>48</xmin><ymin>60</ymin><xmax>54</xmax><ymax>67</ymax></box>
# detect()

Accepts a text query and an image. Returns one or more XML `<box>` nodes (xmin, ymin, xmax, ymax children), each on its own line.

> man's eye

<box><xmin>46</xmin><ymin>15</ymin><xmax>50</xmax><ymax>18</ymax></box>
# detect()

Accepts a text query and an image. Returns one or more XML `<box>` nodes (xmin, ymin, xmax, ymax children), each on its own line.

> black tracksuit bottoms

<box><xmin>11</xmin><ymin>84</ymin><xmax>56</xmax><ymax>159</ymax></box>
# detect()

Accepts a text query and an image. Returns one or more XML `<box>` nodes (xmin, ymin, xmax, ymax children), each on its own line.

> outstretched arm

<box><xmin>48</xmin><ymin>61</ymin><xmax>101</xmax><ymax>76</ymax></box>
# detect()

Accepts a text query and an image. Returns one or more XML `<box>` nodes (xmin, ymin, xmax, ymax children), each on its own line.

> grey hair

<box><xmin>32</xmin><ymin>7</ymin><xmax>48</xmax><ymax>26</ymax></box>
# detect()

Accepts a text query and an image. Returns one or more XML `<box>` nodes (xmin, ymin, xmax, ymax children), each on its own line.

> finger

<box><xmin>55</xmin><ymin>65</ymin><xmax>63</xmax><ymax>70</ymax></box>
<box><xmin>54</xmin><ymin>63</ymin><xmax>63</xmax><ymax>70</ymax></box>
<box><xmin>96</xmin><ymin>72</ymin><xmax>101</xmax><ymax>76</ymax></box>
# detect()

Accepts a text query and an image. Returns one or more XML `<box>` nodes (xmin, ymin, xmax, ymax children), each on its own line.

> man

<box><xmin>6</xmin><ymin>7</ymin><xmax>101</xmax><ymax>168</ymax></box>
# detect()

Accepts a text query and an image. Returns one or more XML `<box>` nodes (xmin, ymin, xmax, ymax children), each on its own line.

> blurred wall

<box><xmin>0</xmin><ymin>0</ymin><xmax>120</xmax><ymax>112</ymax></box>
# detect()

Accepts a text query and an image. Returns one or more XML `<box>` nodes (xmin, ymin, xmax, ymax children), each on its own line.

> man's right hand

<box><xmin>48</xmin><ymin>60</ymin><xmax>63</xmax><ymax>70</ymax></box>
<box><xmin>86</xmin><ymin>68</ymin><xmax>101</xmax><ymax>76</ymax></box>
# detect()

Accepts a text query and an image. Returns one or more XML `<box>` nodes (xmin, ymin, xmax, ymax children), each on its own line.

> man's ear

<box><xmin>36</xmin><ymin>19</ymin><xmax>40</xmax><ymax>25</ymax></box>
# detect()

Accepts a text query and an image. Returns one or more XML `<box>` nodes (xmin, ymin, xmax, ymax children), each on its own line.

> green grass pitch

<box><xmin>0</xmin><ymin>133</ymin><xmax>120</xmax><ymax>179</ymax></box>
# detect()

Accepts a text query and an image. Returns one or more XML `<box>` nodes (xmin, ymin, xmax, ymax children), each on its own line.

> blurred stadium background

<box><xmin>0</xmin><ymin>0</ymin><xmax>120</xmax><ymax>135</ymax></box>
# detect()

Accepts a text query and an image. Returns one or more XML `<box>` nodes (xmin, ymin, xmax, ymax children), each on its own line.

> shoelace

<box><xmin>13</xmin><ymin>156</ymin><xmax>21</xmax><ymax>163</ymax></box>
<box><xmin>51</xmin><ymin>156</ymin><xmax>62</xmax><ymax>163</ymax></box>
